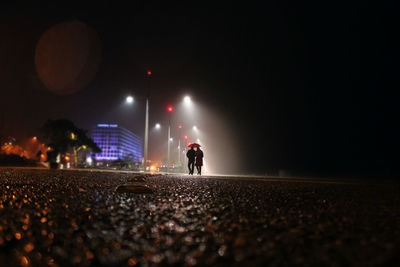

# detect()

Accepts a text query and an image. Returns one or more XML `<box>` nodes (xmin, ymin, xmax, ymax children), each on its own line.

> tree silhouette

<box><xmin>41</xmin><ymin>119</ymin><xmax>101</xmax><ymax>166</ymax></box>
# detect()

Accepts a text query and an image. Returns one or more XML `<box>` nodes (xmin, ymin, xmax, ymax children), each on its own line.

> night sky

<box><xmin>1</xmin><ymin>1</ymin><xmax>399</xmax><ymax>176</ymax></box>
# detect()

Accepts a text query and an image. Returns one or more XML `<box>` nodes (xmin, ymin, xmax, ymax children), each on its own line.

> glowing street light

<box><xmin>155</xmin><ymin>123</ymin><xmax>161</xmax><ymax>129</ymax></box>
<box><xmin>184</xmin><ymin>96</ymin><xmax>191</xmax><ymax>105</ymax></box>
<box><xmin>126</xmin><ymin>96</ymin><xmax>134</xmax><ymax>104</ymax></box>
<box><xmin>193</xmin><ymin>125</ymin><xmax>197</xmax><ymax>131</ymax></box>
<box><xmin>169</xmin><ymin>138</ymin><xmax>173</xmax><ymax>142</ymax></box>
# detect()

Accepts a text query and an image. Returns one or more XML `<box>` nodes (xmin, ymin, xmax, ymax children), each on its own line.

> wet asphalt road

<box><xmin>0</xmin><ymin>168</ymin><xmax>399</xmax><ymax>266</ymax></box>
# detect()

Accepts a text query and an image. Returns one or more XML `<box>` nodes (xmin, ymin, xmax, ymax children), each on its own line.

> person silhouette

<box><xmin>195</xmin><ymin>147</ymin><xmax>204</xmax><ymax>175</ymax></box>
<box><xmin>186</xmin><ymin>147</ymin><xmax>196</xmax><ymax>175</ymax></box>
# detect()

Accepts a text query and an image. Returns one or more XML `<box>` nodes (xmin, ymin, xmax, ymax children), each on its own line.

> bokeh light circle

<box><xmin>35</xmin><ymin>20</ymin><xmax>101</xmax><ymax>95</ymax></box>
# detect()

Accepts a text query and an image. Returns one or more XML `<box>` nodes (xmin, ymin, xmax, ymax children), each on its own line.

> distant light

<box><xmin>197</xmin><ymin>138</ymin><xmax>200</xmax><ymax>143</ymax></box>
<box><xmin>155</xmin><ymin>123</ymin><xmax>161</xmax><ymax>129</ymax></box>
<box><xmin>86</xmin><ymin>157</ymin><xmax>92</xmax><ymax>165</ymax></box>
<box><xmin>126</xmin><ymin>96</ymin><xmax>134</xmax><ymax>104</ymax></box>
<box><xmin>147</xmin><ymin>70</ymin><xmax>152</xmax><ymax>76</ymax></box>
<box><xmin>178</xmin><ymin>125</ymin><xmax>182</xmax><ymax>129</ymax></box>
<box><xmin>97</xmin><ymin>124</ymin><xmax>118</xmax><ymax>128</ymax></box>
<box><xmin>184</xmin><ymin>96</ymin><xmax>191</xmax><ymax>104</ymax></box>
<box><xmin>167</xmin><ymin>106</ymin><xmax>173</xmax><ymax>112</ymax></box>
<box><xmin>32</xmin><ymin>136</ymin><xmax>37</xmax><ymax>141</ymax></box>
<box><xmin>193</xmin><ymin>126</ymin><xmax>197</xmax><ymax>130</ymax></box>
<box><xmin>169</xmin><ymin>138</ymin><xmax>173</xmax><ymax>142</ymax></box>
<box><xmin>184</xmin><ymin>135</ymin><xmax>188</xmax><ymax>140</ymax></box>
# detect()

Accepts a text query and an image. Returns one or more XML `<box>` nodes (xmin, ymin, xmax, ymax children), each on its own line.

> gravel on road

<box><xmin>0</xmin><ymin>168</ymin><xmax>399</xmax><ymax>266</ymax></box>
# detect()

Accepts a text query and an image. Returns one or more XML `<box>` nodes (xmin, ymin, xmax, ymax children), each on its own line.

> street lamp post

<box><xmin>143</xmin><ymin>97</ymin><xmax>149</xmax><ymax>171</ymax></box>
<box><xmin>183</xmin><ymin>134</ymin><xmax>188</xmax><ymax>172</ymax></box>
<box><xmin>178</xmin><ymin>139</ymin><xmax>181</xmax><ymax>166</ymax></box>
<box><xmin>167</xmin><ymin>120</ymin><xmax>171</xmax><ymax>173</ymax></box>
<box><xmin>167</xmin><ymin>105</ymin><xmax>173</xmax><ymax>173</ymax></box>
<box><xmin>143</xmin><ymin>70</ymin><xmax>152</xmax><ymax>172</ymax></box>
<box><xmin>177</xmin><ymin>125</ymin><xmax>183</xmax><ymax>168</ymax></box>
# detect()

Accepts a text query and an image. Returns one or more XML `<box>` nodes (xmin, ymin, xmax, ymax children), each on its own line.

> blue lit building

<box><xmin>92</xmin><ymin>124</ymin><xmax>143</xmax><ymax>162</ymax></box>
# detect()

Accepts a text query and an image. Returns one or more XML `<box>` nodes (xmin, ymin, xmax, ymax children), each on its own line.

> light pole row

<box><xmin>125</xmin><ymin>72</ymin><xmax>194</xmax><ymax>172</ymax></box>
<box><xmin>154</xmin><ymin>122</ymin><xmax>199</xmax><ymax>171</ymax></box>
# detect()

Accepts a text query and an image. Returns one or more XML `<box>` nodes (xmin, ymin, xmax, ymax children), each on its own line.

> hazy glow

<box><xmin>126</xmin><ymin>96</ymin><xmax>134</xmax><ymax>104</ymax></box>
<box><xmin>148</xmin><ymin>94</ymin><xmax>239</xmax><ymax>175</ymax></box>
<box><xmin>169</xmin><ymin>138</ymin><xmax>173</xmax><ymax>142</ymax></box>
<box><xmin>184</xmin><ymin>96</ymin><xmax>191</xmax><ymax>105</ymax></box>
<box><xmin>155</xmin><ymin>123</ymin><xmax>161</xmax><ymax>129</ymax></box>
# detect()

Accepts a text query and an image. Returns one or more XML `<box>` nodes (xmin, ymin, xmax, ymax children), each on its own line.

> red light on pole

<box><xmin>167</xmin><ymin>105</ymin><xmax>173</xmax><ymax>112</ymax></box>
<box><xmin>147</xmin><ymin>70</ymin><xmax>152</xmax><ymax>76</ymax></box>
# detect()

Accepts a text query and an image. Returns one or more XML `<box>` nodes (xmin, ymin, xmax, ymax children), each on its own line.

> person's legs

<box><xmin>188</xmin><ymin>161</ymin><xmax>194</xmax><ymax>174</ymax></box>
<box><xmin>196</xmin><ymin>165</ymin><xmax>201</xmax><ymax>175</ymax></box>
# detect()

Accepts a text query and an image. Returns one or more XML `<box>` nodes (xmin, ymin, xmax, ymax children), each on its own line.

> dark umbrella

<box><xmin>188</xmin><ymin>143</ymin><xmax>201</xmax><ymax>148</ymax></box>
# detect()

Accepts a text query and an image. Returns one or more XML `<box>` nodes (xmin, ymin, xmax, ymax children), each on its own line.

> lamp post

<box><xmin>167</xmin><ymin>105</ymin><xmax>173</xmax><ymax>173</ymax></box>
<box><xmin>178</xmin><ymin>139</ymin><xmax>181</xmax><ymax>166</ymax></box>
<box><xmin>177</xmin><ymin>125</ymin><xmax>183</xmax><ymax>167</ymax></box>
<box><xmin>144</xmin><ymin>70</ymin><xmax>152</xmax><ymax>171</ymax></box>
<box><xmin>125</xmin><ymin>70</ymin><xmax>151</xmax><ymax>172</ymax></box>
<box><xmin>183</xmin><ymin>134</ymin><xmax>188</xmax><ymax>171</ymax></box>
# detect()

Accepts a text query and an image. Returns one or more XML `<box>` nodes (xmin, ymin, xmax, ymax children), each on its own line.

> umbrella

<box><xmin>188</xmin><ymin>143</ymin><xmax>201</xmax><ymax>148</ymax></box>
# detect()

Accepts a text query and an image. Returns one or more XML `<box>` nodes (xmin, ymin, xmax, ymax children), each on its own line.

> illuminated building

<box><xmin>92</xmin><ymin>124</ymin><xmax>142</xmax><ymax>162</ymax></box>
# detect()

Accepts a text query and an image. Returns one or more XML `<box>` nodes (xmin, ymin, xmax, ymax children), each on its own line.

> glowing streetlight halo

<box><xmin>126</xmin><ymin>96</ymin><xmax>134</xmax><ymax>104</ymax></box>
<box><xmin>184</xmin><ymin>95</ymin><xmax>191</xmax><ymax>105</ymax></box>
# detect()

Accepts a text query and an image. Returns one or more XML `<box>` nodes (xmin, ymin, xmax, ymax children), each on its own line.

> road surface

<box><xmin>0</xmin><ymin>168</ymin><xmax>399</xmax><ymax>266</ymax></box>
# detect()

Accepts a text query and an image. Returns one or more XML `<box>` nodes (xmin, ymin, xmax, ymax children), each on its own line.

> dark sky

<box><xmin>0</xmin><ymin>1</ymin><xmax>399</xmax><ymax>176</ymax></box>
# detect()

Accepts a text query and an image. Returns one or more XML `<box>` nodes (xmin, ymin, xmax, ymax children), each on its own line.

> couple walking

<box><xmin>186</xmin><ymin>145</ymin><xmax>204</xmax><ymax>175</ymax></box>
